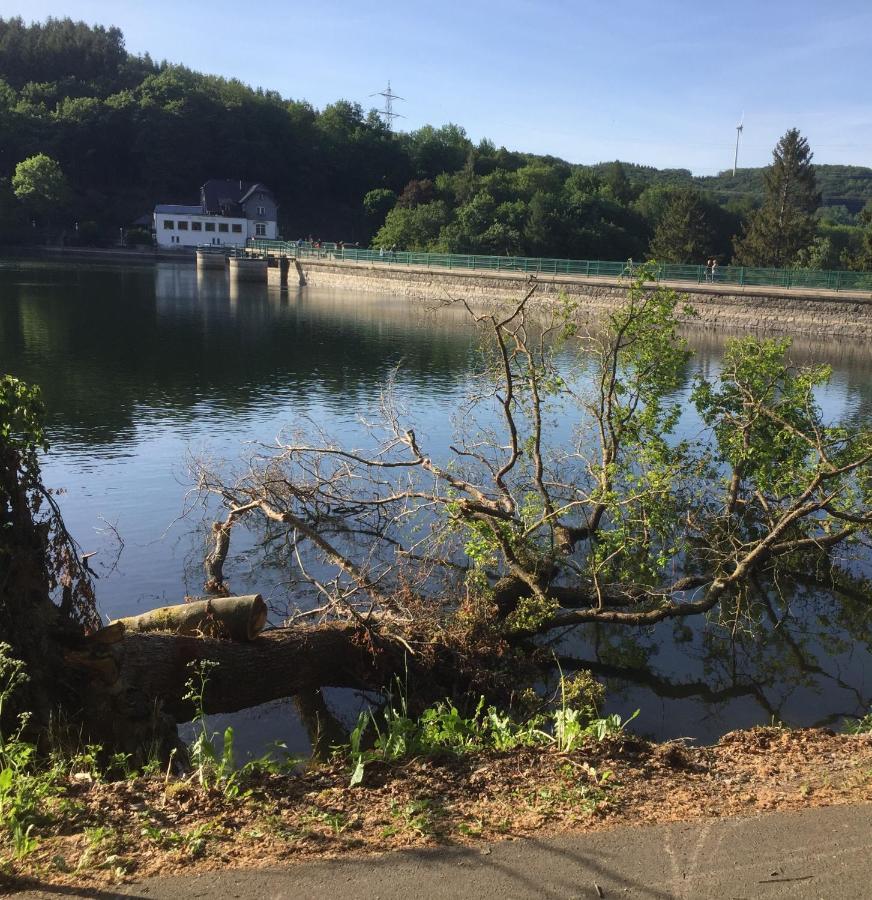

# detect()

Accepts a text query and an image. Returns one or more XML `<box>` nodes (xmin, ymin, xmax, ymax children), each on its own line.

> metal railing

<box><xmin>246</xmin><ymin>240</ymin><xmax>872</xmax><ymax>294</ymax></box>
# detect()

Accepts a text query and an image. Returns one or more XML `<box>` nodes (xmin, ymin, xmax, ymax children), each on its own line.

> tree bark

<box><xmin>118</xmin><ymin>623</ymin><xmax>412</xmax><ymax>721</ymax></box>
<box><xmin>113</xmin><ymin>595</ymin><xmax>267</xmax><ymax>642</ymax></box>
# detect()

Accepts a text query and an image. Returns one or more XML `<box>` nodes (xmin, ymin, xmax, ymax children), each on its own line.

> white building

<box><xmin>153</xmin><ymin>181</ymin><xmax>279</xmax><ymax>249</ymax></box>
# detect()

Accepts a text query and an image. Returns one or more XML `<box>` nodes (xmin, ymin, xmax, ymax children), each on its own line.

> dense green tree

<box><xmin>437</xmin><ymin>192</ymin><xmax>497</xmax><ymax>253</ymax></box>
<box><xmin>648</xmin><ymin>189</ymin><xmax>717</xmax><ymax>264</ymax></box>
<box><xmin>816</xmin><ymin>204</ymin><xmax>855</xmax><ymax>226</ymax></box>
<box><xmin>12</xmin><ymin>153</ymin><xmax>67</xmax><ymax>225</ymax></box>
<box><xmin>373</xmin><ymin>200</ymin><xmax>450</xmax><ymax>250</ymax></box>
<box><xmin>601</xmin><ymin>161</ymin><xmax>637</xmax><ymax>205</ymax></box>
<box><xmin>403</xmin><ymin>123</ymin><xmax>471</xmax><ymax>180</ymax></box>
<box><xmin>362</xmin><ymin>188</ymin><xmax>396</xmax><ymax>235</ymax></box>
<box><xmin>511</xmin><ymin>163</ymin><xmax>566</xmax><ymax>200</ymax></box>
<box><xmin>633</xmin><ymin>184</ymin><xmax>678</xmax><ymax>227</ymax></box>
<box><xmin>733</xmin><ymin>129</ymin><xmax>821</xmax><ymax>267</ymax></box>
<box><xmin>524</xmin><ymin>191</ymin><xmax>562</xmax><ymax>256</ymax></box>
<box><xmin>0</xmin><ymin>16</ymin><xmax>136</xmax><ymax>93</ymax></box>
<box><xmin>793</xmin><ymin>236</ymin><xmax>837</xmax><ymax>270</ymax></box>
<box><xmin>851</xmin><ymin>200</ymin><xmax>872</xmax><ymax>270</ymax></box>
<box><xmin>565</xmin><ymin>196</ymin><xmax>647</xmax><ymax>261</ymax></box>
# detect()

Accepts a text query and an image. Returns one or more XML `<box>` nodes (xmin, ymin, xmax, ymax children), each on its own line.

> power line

<box><xmin>369</xmin><ymin>81</ymin><xmax>405</xmax><ymax>131</ymax></box>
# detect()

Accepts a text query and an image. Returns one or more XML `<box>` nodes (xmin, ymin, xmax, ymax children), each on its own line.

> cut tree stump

<box><xmin>112</xmin><ymin>594</ymin><xmax>267</xmax><ymax>642</ymax></box>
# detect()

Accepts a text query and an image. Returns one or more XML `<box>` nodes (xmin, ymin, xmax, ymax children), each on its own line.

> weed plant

<box><xmin>845</xmin><ymin>709</ymin><xmax>872</xmax><ymax>734</ymax></box>
<box><xmin>182</xmin><ymin>660</ymin><xmax>301</xmax><ymax>797</ymax></box>
<box><xmin>0</xmin><ymin>644</ymin><xmax>58</xmax><ymax>861</ymax></box>
<box><xmin>346</xmin><ymin>672</ymin><xmax>638</xmax><ymax>786</ymax></box>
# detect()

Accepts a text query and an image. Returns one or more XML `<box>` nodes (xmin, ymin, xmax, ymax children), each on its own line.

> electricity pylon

<box><xmin>370</xmin><ymin>81</ymin><xmax>405</xmax><ymax>131</ymax></box>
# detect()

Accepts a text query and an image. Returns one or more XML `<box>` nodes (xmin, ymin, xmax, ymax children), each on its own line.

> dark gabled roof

<box><xmin>202</xmin><ymin>180</ymin><xmax>274</xmax><ymax>214</ymax></box>
<box><xmin>238</xmin><ymin>182</ymin><xmax>273</xmax><ymax>205</ymax></box>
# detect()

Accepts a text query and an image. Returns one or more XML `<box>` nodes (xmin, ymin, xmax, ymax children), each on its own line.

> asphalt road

<box><xmin>15</xmin><ymin>803</ymin><xmax>872</xmax><ymax>899</ymax></box>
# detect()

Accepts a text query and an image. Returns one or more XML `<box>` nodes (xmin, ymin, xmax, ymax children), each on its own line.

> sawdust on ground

<box><xmin>4</xmin><ymin>727</ymin><xmax>871</xmax><ymax>893</ymax></box>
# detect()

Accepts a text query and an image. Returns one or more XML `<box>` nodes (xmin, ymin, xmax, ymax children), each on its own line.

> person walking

<box><xmin>711</xmin><ymin>257</ymin><xmax>718</xmax><ymax>282</ymax></box>
<box><xmin>705</xmin><ymin>257</ymin><xmax>713</xmax><ymax>282</ymax></box>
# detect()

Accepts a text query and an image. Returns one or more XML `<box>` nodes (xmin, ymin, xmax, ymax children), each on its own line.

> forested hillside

<box><xmin>1</xmin><ymin>16</ymin><xmax>871</xmax><ymax>268</ymax></box>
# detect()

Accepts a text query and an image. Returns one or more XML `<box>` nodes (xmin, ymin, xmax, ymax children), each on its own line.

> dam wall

<box><xmin>294</xmin><ymin>258</ymin><xmax>872</xmax><ymax>339</ymax></box>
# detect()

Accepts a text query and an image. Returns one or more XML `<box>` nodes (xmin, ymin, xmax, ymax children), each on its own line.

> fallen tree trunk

<box><xmin>113</xmin><ymin>595</ymin><xmax>267</xmax><ymax>642</ymax></box>
<box><xmin>118</xmin><ymin>623</ymin><xmax>418</xmax><ymax>721</ymax></box>
<box><xmin>64</xmin><ymin>604</ymin><xmax>506</xmax><ymax>760</ymax></box>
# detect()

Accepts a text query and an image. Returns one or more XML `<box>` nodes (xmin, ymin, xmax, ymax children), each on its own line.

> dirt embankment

<box><xmin>4</xmin><ymin>727</ymin><xmax>871</xmax><ymax>893</ymax></box>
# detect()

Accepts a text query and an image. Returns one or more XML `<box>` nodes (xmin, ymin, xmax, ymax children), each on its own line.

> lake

<box><xmin>1</xmin><ymin>258</ymin><xmax>871</xmax><ymax>754</ymax></box>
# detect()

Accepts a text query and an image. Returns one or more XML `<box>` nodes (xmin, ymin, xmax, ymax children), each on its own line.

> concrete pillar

<box><xmin>228</xmin><ymin>257</ymin><xmax>268</xmax><ymax>283</ymax></box>
<box><xmin>196</xmin><ymin>249</ymin><xmax>226</xmax><ymax>270</ymax></box>
<box><xmin>267</xmin><ymin>257</ymin><xmax>290</xmax><ymax>286</ymax></box>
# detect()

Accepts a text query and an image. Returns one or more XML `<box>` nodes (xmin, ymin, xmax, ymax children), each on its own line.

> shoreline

<box><xmin>3</xmin><ymin>249</ymin><xmax>872</xmax><ymax>339</ymax></box>
<box><xmin>4</xmin><ymin>726</ymin><xmax>870</xmax><ymax>892</ymax></box>
<box><xmin>0</xmin><ymin>245</ymin><xmax>196</xmax><ymax>264</ymax></box>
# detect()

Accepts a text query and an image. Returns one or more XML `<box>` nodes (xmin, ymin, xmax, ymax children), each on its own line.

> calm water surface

<box><xmin>2</xmin><ymin>259</ymin><xmax>871</xmax><ymax>752</ymax></box>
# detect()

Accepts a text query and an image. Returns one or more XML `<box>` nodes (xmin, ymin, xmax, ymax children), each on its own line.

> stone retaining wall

<box><xmin>296</xmin><ymin>259</ymin><xmax>872</xmax><ymax>339</ymax></box>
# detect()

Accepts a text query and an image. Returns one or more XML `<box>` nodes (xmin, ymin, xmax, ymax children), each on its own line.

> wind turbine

<box><xmin>733</xmin><ymin>113</ymin><xmax>744</xmax><ymax>177</ymax></box>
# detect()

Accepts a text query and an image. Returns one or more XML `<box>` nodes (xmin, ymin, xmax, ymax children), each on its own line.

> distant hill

<box><xmin>587</xmin><ymin>162</ymin><xmax>872</xmax><ymax>213</ymax></box>
<box><xmin>587</xmin><ymin>162</ymin><xmax>695</xmax><ymax>189</ymax></box>
<box><xmin>699</xmin><ymin>166</ymin><xmax>872</xmax><ymax>212</ymax></box>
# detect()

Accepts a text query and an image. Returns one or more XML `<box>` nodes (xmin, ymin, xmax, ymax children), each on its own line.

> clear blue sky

<box><xmin>7</xmin><ymin>0</ymin><xmax>872</xmax><ymax>174</ymax></box>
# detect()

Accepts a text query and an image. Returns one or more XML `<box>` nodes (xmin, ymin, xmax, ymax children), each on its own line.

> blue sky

<box><xmin>7</xmin><ymin>0</ymin><xmax>872</xmax><ymax>174</ymax></box>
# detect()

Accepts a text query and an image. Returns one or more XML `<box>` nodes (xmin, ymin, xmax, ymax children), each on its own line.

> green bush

<box><xmin>125</xmin><ymin>227</ymin><xmax>152</xmax><ymax>247</ymax></box>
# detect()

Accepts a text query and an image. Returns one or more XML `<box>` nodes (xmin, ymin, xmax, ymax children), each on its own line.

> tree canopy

<box><xmin>647</xmin><ymin>188</ymin><xmax>733</xmax><ymax>263</ymax></box>
<box><xmin>11</xmin><ymin>153</ymin><xmax>66</xmax><ymax>222</ymax></box>
<box><xmin>1</xmin><ymin>17</ymin><xmax>871</xmax><ymax>267</ymax></box>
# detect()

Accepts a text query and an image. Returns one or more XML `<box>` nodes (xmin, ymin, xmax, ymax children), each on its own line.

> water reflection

<box><xmin>1</xmin><ymin>258</ymin><xmax>871</xmax><ymax>744</ymax></box>
<box><xmin>1</xmin><ymin>262</ymin><xmax>478</xmax><ymax>447</ymax></box>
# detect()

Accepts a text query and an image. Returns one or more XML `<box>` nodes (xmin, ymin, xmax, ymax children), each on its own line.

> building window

<box><xmin>255</xmin><ymin>223</ymin><xmax>266</xmax><ymax>236</ymax></box>
<box><xmin>178</xmin><ymin>221</ymin><xmax>188</xmax><ymax>230</ymax></box>
<box><xmin>231</xmin><ymin>224</ymin><xmax>242</xmax><ymax>233</ymax></box>
<box><xmin>257</xmin><ymin>206</ymin><xmax>265</xmax><ymax>216</ymax></box>
<box><xmin>163</xmin><ymin>220</ymin><xmax>174</xmax><ymax>229</ymax></box>
<box><xmin>191</xmin><ymin>222</ymin><xmax>202</xmax><ymax>231</ymax></box>
<box><xmin>205</xmin><ymin>222</ymin><xmax>215</xmax><ymax>232</ymax></box>
<box><xmin>218</xmin><ymin>223</ymin><xmax>229</xmax><ymax>233</ymax></box>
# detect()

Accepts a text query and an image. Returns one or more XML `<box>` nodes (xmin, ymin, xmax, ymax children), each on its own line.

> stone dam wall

<box><xmin>295</xmin><ymin>259</ymin><xmax>872</xmax><ymax>340</ymax></box>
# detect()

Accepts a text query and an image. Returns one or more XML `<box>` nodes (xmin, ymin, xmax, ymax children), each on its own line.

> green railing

<box><xmin>246</xmin><ymin>240</ymin><xmax>872</xmax><ymax>294</ymax></box>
